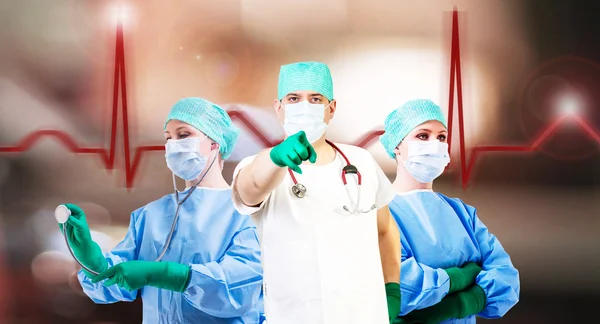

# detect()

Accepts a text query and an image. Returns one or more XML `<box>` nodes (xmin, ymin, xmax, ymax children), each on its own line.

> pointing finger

<box><xmin>290</xmin><ymin>164</ymin><xmax>303</xmax><ymax>174</ymax></box>
<box><xmin>280</xmin><ymin>156</ymin><xmax>302</xmax><ymax>174</ymax></box>
<box><xmin>307</xmin><ymin>143</ymin><xmax>317</xmax><ymax>163</ymax></box>
<box><xmin>295</xmin><ymin>131</ymin><xmax>309</xmax><ymax>145</ymax></box>
<box><xmin>293</xmin><ymin>141</ymin><xmax>309</xmax><ymax>161</ymax></box>
<box><xmin>287</xmin><ymin>152</ymin><xmax>302</xmax><ymax>166</ymax></box>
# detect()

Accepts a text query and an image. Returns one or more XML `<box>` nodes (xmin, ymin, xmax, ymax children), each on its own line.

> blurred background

<box><xmin>0</xmin><ymin>0</ymin><xmax>599</xmax><ymax>322</ymax></box>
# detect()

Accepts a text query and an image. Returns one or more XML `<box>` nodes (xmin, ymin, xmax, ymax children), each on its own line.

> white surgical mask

<box><xmin>282</xmin><ymin>100</ymin><xmax>328</xmax><ymax>143</ymax></box>
<box><xmin>399</xmin><ymin>140</ymin><xmax>450</xmax><ymax>183</ymax></box>
<box><xmin>165</xmin><ymin>137</ymin><xmax>207</xmax><ymax>180</ymax></box>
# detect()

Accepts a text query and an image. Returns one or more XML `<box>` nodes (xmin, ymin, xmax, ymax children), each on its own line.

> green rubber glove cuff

<box><xmin>385</xmin><ymin>282</ymin><xmax>401</xmax><ymax>321</ymax></box>
<box><xmin>148</xmin><ymin>262</ymin><xmax>192</xmax><ymax>293</ymax></box>
<box><xmin>79</xmin><ymin>241</ymin><xmax>108</xmax><ymax>278</ymax></box>
<box><xmin>58</xmin><ymin>204</ymin><xmax>108</xmax><ymax>277</ymax></box>
<box><xmin>444</xmin><ymin>266</ymin><xmax>463</xmax><ymax>294</ymax></box>
<box><xmin>59</xmin><ymin>225</ymin><xmax>108</xmax><ymax>278</ymax></box>
<box><xmin>269</xmin><ymin>146</ymin><xmax>287</xmax><ymax>168</ymax></box>
<box><xmin>462</xmin><ymin>262</ymin><xmax>483</xmax><ymax>278</ymax></box>
<box><xmin>445</xmin><ymin>262</ymin><xmax>481</xmax><ymax>294</ymax></box>
<box><xmin>400</xmin><ymin>284</ymin><xmax>486</xmax><ymax>323</ymax></box>
<box><xmin>452</xmin><ymin>284</ymin><xmax>487</xmax><ymax>319</ymax></box>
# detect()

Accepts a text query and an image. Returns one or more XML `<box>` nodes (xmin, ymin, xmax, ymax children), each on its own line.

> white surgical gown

<box><xmin>390</xmin><ymin>190</ymin><xmax>520</xmax><ymax>323</ymax></box>
<box><xmin>78</xmin><ymin>187</ymin><xmax>264</xmax><ymax>324</ymax></box>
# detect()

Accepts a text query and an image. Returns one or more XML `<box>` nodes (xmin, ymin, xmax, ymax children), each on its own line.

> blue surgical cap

<box><xmin>278</xmin><ymin>61</ymin><xmax>334</xmax><ymax>101</ymax></box>
<box><xmin>379</xmin><ymin>99</ymin><xmax>447</xmax><ymax>159</ymax></box>
<box><xmin>164</xmin><ymin>97</ymin><xmax>240</xmax><ymax>160</ymax></box>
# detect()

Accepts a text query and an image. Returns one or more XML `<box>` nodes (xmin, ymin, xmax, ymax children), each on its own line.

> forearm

<box><xmin>76</xmin><ymin>240</ymin><xmax>109</xmax><ymax>276</ymax></box>
<box><xmin>183</xmin><ymin>228</ymin><xmax>263</xmax><ymax>317</ymax></box>
<box><xmin>399</xmin><ymin>258</ymin><xmax>451</xmax><ymax>314</ymax></box>
<box><xmin>455</xmin><ymin>284</ymin><xmax>487</xmax><ymax>318</ymax></box>
<box><xmin>402</xmin><ymin>284</ymin><xmax>486</xmax><ymax>323</ymax></box>
<box><xmin>183</xmin><ymin>261</ymin><xmax>262</xmax><ymax>317</ymax></box>
<box><xmin>445</xmin><ymin>262</ymin><xmax>482</xmax><ymax>294</ymax></box>
<box><xmin>236</xmin><ymin>148</ymin><xmax>287</xmax><ymax>206</ymax></box>
<box><xmin>475</xmin><ymin>266</ymin><xmax>520</xmax><ymax>318</ymax></box>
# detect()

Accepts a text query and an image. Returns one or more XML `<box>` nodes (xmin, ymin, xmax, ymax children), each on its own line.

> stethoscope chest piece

<box><xmin>55</xmin><ymin>205</ymin><xmax>71</xmax><ymax>224</ymax></box>
<box><xmin>286</xmin><ymin>140</ymin><xmax>374</xmax><ymax>213</ymax></box>
<box><xmin>291</xmin><ymin>183</ymin><xmax>307</xmax><ymax>198</ymax></box>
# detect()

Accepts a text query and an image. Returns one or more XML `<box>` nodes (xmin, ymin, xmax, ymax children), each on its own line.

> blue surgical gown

<box><xmin>77</xmin><ymin>187</ymin><xmax>264</xmax><ymax>324</ymax></box>
<box><xmin>390</xmin><ymin>190</ymin><xmax>520</xmax><ymax>323</ymax></box>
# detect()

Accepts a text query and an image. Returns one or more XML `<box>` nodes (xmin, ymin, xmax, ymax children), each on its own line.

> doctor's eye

<box><xmin>310</xmin><ymin>97</ymin><xmax>322</xmax><ymax>103</ymax></box>
<box><xmin>437</xmin><ymin>134</ymin><xmax>447</xmax><ymax>142</ymax></box>
<box><xmin>416</xmin><ymin>133</ymin><xmax>429</xmax><ymax>140</ymax></box>
<box><xmin>287</xmin><ymin>96</ymin><xmax>299</xmax><ymax>103</ymax></box>
<box><xmin>177</xmin><ymin>132</ymin><xmax>190</xmax><ymax>139</ymax></box>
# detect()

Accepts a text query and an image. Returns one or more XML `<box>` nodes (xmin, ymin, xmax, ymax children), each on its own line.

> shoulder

<box><xmin>332</xmin><ymin>143</ymin><xmax>374</xmax><ymax>163</ymax></box>
<box><xmin>232</xmin><ymin>208</ymin><xmax>258</xmax><ymax>230</ymax></box>
<box><xmin>332</xmin><ymin>143</ymin><xmax>370</xmax><ymax>155</ymax></box>
<box><xmin>130</xmin><ymin>193</ymin><xmax>174</xmax><ymax>221</ymax></box>
<box><xmin>205</xmin><ymin>188</ymin><xmax>255</xmax><ymax>217</ymax></box>
<box><xmin>437</xmin><ymin>193</ymin><xmax>477</xmax><ymax>217</ymax></box>
<box><xmin>234</xmin><ymin>154</ymin><xmax>258</xmax><ymax>171</ymax></box>
<box><xmin>212</xmin><ymin>189</ymin><xmax>258</xmax><ymax>229</ymax></box>
<box><xmin>239</xmin><ymin>154</ymin><xmax>257</xmax><ymax>164</ymax></box>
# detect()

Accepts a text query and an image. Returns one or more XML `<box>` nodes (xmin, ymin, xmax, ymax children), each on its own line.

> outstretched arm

<box><xmin>234</xmin><ymin>131</ymin><xmax>317</xmax><ymax>208</ymax></box>
<box><xmin>234</xmin><ymin>148</ymin><xmax>287</xmax><ymax>207</ymax></box>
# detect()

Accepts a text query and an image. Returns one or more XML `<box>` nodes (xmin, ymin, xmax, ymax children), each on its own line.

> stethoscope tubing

<box><xmin>287</xmin><ymin>140</ymin><xmax>374</xmax><ymax>213</ymax></box>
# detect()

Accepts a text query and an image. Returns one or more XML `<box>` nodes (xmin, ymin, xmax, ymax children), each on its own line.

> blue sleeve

<box><xmin>182</xmin><ymin>226</ymin><xmax>263</xmax><ymax>318</ymax></box>
<box><xmin>77</xmin><ymin>211</ymin><xmax>140</xmax><ymax>303</ymax></box>
<box><xmin>469</xmin><ymin>206</ymin><xmax>520</xmax><ymax>318</ymax></box>
<box><xmin>399</xmin><ymin>237</ymin><xmax>451</xmax><ymax>315</ymax></box>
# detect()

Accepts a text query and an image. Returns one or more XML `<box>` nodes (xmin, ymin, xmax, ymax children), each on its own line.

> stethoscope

<box><xmin>54</xmin><ymin>147</ymin><xmax>219</xmax><ymax>275</ymax></box>
<box><xmin>288</xmin><ymin>140</ymin><xmax>376</xmax><ymax>214</ymax></box>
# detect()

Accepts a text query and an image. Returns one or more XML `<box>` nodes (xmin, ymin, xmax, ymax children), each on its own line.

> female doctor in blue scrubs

<box><xmin>379</xmin><ymin>99</ymin><xmax>520</xmax><ymax>324</ymax></box>
<box><xmin>60</xmin><ymin>97</ymin><xmax>263</xmax><ymax>323</ymax></box>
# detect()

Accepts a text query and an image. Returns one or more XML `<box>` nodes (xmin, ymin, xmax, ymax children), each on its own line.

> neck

<box><xmin>392</xmin><ymin>167</ymin><xmax>433</xmax><ymax>193</ymax></box>
<box><xmin>184</xmin><ymin>154</ymin><xmax>229</xmax><ymax>189</ymax></box>
<box><xmin>311</xmin><ymin>137</ymin><xmax>336</xmax><ymax>165</ymax></box>
<box><xmin>185</xmin><ymin>168</ymin><xmax>229</xmax><ymax>189</ymax></box>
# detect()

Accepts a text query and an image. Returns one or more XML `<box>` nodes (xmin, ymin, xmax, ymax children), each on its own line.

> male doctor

<box><xmin>232</xmin><ymin>61</ymin><xmax>401</xmax><ymax>324</ymax></box>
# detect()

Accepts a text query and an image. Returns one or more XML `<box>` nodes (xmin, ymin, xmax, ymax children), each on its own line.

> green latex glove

<box><xmin>444</xmin><ymin>262</ymin><xmax>482</xmax><ymax>294</ymax></box>
<box><xmin>386</xmin><ymin>282</ymin><xmax>401</xmax><ymax>322</ymax></box>
<box><xmin>58</xmin><ymin>203</ymin><xmax>107</xmax><ymax>277</ymax></box>
<box><xmin>269</xmin><ymin>130</ymin><xmax>317</xmax><ymax>174</ymax></box>
<box><xmin>400</xmin><ymin>284</ymin><xmax>487</xmax><ymax>324</ymax></box>
<box><xmin>92</xmin><ymin>260</ymin><xmax>191</xmax><ymax>292</ymax></box>
<box><xmin>392</xmin><ymin>317</ymin><xmax>414</xmax><ymax>324</ymax></box>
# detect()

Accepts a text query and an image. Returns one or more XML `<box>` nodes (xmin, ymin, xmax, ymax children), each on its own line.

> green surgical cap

<box><xmin>379</xmin><ymin>99</ymin><xmax>447</xmax><ymax>159</ymax></box>
<box><xmin>164</xmin><ymin>97</ymin><xmax>240</xmax><ymax>160</ymax></box>
<box><xmin>278</xmin><ymin>61</ymin><xmax>334</xmax><ymax>101</ymax></box>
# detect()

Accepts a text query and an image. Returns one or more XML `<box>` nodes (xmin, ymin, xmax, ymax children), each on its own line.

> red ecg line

<box><xmin>1</xmin><ymin>9</ymin><xmax>599</xmax><ymax>189</ymax></box>
<box><xmin>445</xmin><ymin>9</ymin><xmax>600</xmax><ymax>189</ymax></box>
